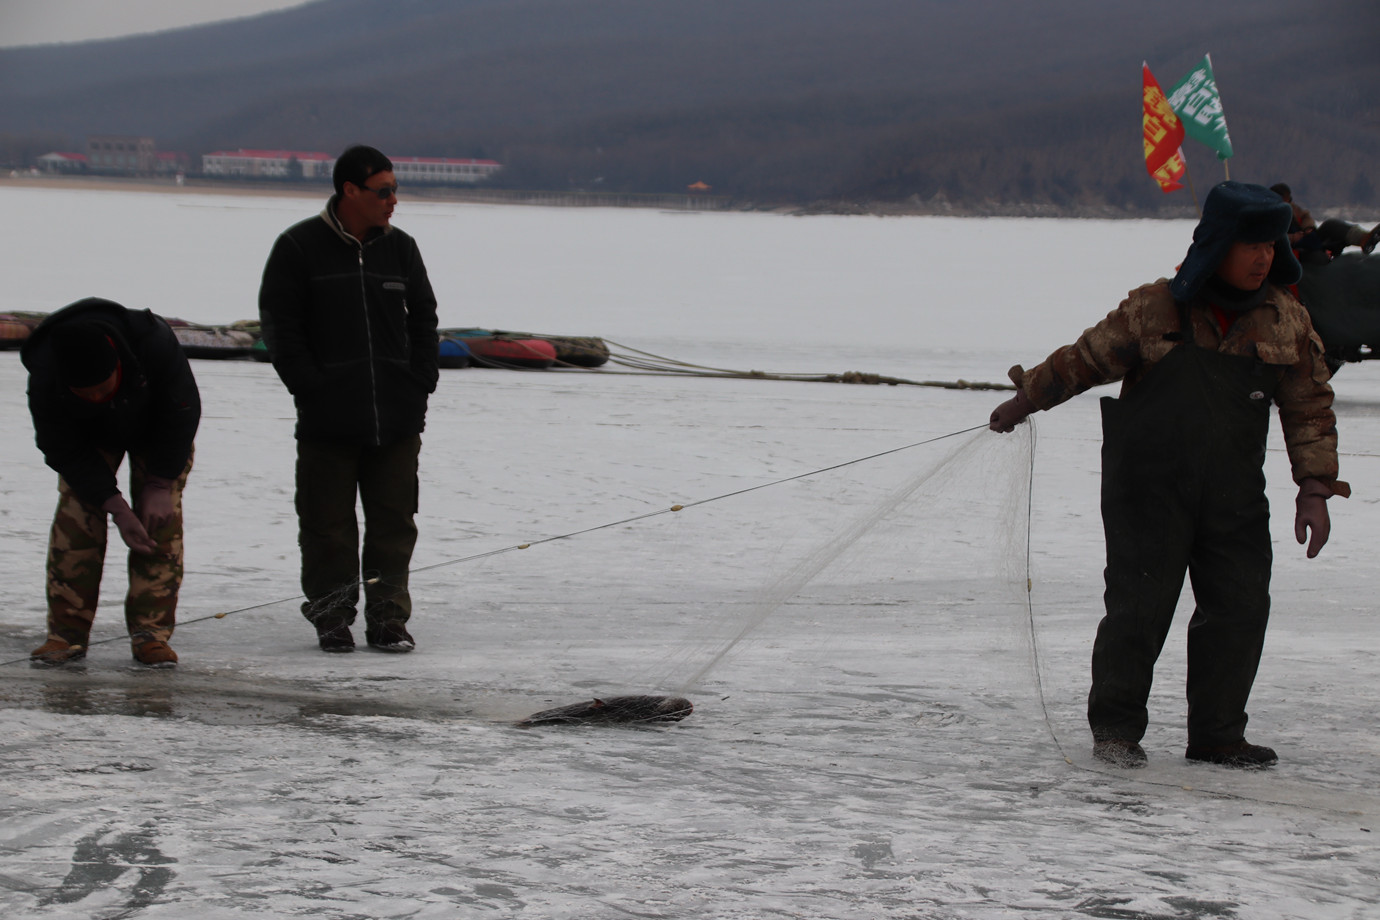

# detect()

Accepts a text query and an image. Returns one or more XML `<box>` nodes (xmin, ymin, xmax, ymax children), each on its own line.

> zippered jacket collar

<box><xmin>321</xmin><ymin>194</ymin><xmax>392</xmax><ymax>247</ymax></box>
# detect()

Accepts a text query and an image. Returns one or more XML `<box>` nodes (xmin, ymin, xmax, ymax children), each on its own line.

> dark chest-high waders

<box><xmin>1100</xmin><ymin>303</ymin><xmax>1284</xmax><ymax>504</ymax></box>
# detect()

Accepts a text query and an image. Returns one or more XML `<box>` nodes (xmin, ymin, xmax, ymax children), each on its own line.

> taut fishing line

<box><xmin>0</xmin><ymin>425</ymin><xmax>989</xmax><ymax>669</ymax></box>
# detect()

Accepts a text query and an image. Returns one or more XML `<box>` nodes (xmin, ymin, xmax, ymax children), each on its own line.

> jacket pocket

<box><xmin>371</xmin><ymin>278</ymin><xmax>411</xmax><ymax>356</ymax></box>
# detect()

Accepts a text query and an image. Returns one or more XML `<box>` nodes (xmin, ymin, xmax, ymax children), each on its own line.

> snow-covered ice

<box><xmin>0</xmin><ymin>184</ymin><xmax>1377</xmax><ymax>918</ymax></box>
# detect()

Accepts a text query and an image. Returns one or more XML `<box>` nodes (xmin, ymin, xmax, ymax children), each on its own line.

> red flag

<box><xmin>1142</xmin><ymin>63</ymin><xmax>1186</xmax><ymax>192</ymax></box>
<box><xmin>1149</xmin><ymin>148</ymin><xmax>1187</xmax><ymax>192</ymax></box>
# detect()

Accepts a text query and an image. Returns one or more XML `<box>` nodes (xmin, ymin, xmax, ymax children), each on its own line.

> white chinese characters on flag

<box><xmin>1168</xmin><ymin>54</ymin><xmax>1234</xmax><ymax>161</ymax></box>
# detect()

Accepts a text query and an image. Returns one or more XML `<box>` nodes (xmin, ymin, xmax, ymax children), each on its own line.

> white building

<box><xmin>201</xmin><ymin>150</ymin><xmax>503</xmax><ymax>185</ymax></box>
<box><xmin>388</xmin><ymin>156</ymin><xmax>502</xmax><ymax>185</ymax></box>
<box><xmin>201</xmin><ymin>149</ymin><xmax>334</xmax><ymax>179</ymax></box>
<box><xmin>36</xmin><ymin>152</ymin><xmax>89</xmax><ymax>174</ymax></box>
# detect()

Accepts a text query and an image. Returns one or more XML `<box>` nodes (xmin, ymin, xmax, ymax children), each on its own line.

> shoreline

<box><xmin>0</xmin><ymin>174</ymin><xmax>1192</xmax><ymax>218</ymax></box>
<box><xmin>2</xmin><ymin>173</ymin><xmax>335</xmax><ymax>200</ymax></box>
<box><xmin>13</xmin><ymin>173</ymin><xmax>1369</xmax><ymax>221</ymax></box>
<box><xmin>0</xmin><ymin>173</ymin><xmax>746</xmax><ymax>211</ymax></box>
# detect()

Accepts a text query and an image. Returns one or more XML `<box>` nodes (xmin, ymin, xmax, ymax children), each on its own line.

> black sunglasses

<box><xmin>354</xmin><ymin>180</ymin><xmax>398</xmax><ymax>200</ymax></box>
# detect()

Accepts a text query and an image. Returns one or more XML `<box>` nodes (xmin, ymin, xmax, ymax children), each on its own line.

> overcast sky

<box><xmin>0</xmin><ymin>0</ymin><xmax>312</xmax><ymax>48</ymax></box>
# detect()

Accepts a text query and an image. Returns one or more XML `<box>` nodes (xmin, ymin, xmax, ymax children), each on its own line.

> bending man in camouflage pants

<box><xmin>21</xmin><ymin>298</ymin><xmax>201</xmax><ymax>668</ymax></box>
<box><xmin>47</xmin><ymin>447</ymin><xmax>193</xmax><ymax>663</ymax></box>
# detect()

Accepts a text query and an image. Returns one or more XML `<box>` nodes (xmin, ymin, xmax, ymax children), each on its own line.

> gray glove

<box><xmin>101</xmin><ymin>494</ymin><xmax>158</xmax><ymax>555</ymax></box>
<box><xmin>989</xmin><ymin>389</ymin><xmax>1036</xmax><ymax>433</ymax></box>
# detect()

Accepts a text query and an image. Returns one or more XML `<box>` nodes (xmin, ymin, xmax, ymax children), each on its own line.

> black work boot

<box><xmin>365</xmin><ymin>621</ymin><xmax>415</xmax><ymax>653</ymax></box>
<box><xmin>1185</xmin><ymin>739</ymin><xmax>1278</xmax><ymax>768</ymax></box>
<box><xmin>313</xmin><ymin>614</ymin><xmax>356</xmax><ymax>653</ymax></box>
<box><xmin>1093</xmin><ymin>738</ymin><xmax>1148</xmax><ymax>768</ymax></box>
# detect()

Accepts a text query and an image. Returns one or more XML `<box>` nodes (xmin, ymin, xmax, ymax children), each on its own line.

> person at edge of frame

<box><xmin>1269</xmin><ymin>182</ymin><xmax>1379</xmax><ymax>264</ymax></box>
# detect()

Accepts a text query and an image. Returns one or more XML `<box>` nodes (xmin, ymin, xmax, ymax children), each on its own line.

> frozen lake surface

<box><xmin>0</xmin><ymin>183</ymin><xmax>1377</xmax><ymax>918</ymax></box>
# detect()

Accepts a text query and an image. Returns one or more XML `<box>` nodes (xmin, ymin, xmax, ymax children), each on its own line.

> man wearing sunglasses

<box><xmin>259</xmin><ymin>145</ymin><xmax>440</xmax><ymax>654</ymax></box>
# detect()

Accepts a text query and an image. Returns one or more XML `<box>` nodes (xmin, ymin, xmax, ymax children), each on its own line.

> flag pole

<box><xmin>1181</xmin><ymin>153</ymin><xmax>1202</xmax><ymax>216</ymax></box>
<box><xmin>1208</xmin><ymin>51</ymin><xmax>1230</xmax><ymax>183</ymax></box>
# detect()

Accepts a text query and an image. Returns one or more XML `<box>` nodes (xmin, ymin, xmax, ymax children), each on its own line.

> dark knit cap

<box><xmin>51</xmin><ymin>322</ymin><xmax>118</xmax><ymax>388</ymax></box>
<box><xmin>1169</xmin><ymin>181</ymin><xmax>1302</xmax><ymax>301</ymax></box>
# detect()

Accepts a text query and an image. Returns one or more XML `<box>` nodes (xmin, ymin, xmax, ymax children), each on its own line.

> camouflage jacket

<box><xmin>1009</xmin><ymin>280</ymin><xmax>1347</xmax><ymax>494</ymax></box>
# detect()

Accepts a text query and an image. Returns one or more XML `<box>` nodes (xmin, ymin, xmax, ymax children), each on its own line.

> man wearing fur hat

<box><xmin>989</xmin><ymin>181</ymin><xmax>1347</xmax><ymax>769</ymax></box>
<box><xmin>21</xmin><ymin>297</ymin><xmax>201</xmax><ymax>668</ymax></box>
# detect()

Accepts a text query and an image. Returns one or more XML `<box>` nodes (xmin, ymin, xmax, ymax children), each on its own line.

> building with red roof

<box><xmin>36</xmin><ymin>152</ymin><xmax>89</xmax><ymax>174</ymax></box>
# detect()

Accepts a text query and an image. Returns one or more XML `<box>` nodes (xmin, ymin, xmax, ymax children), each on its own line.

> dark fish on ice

<box><xmin>517</xmin><ymin>695</ymin><xmax>693</xmax><ymax>726</ymax></box>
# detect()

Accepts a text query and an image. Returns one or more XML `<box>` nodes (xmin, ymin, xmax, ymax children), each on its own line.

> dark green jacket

<box><xmin>258</xmin><ymin>199</ymin><xmax>439</xmax><ymax>445</ymax></box>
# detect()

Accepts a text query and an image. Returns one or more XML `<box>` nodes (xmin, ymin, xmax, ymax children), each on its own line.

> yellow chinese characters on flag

<box><xmin>1150</xmin><ymin>148</ymin><xmax>1187</xmax><ymax>193</ymax></box>
<box><xmin>1142</xmin><ymin>63</ymin><xmax>1186</xmax><ymax>192</ymax></box>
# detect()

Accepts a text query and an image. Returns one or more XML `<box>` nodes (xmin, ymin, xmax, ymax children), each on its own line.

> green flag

<box><xmin>1167</xmin><ymin>54</ymin><xmax>1233</xmax><ymax>160</ymax></box>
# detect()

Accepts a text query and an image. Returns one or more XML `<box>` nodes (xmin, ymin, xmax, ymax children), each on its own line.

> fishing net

<box><xmin>399</xmin><ymin>423</ymin><xmax>1039</xmax><ymax>720</ymax></box>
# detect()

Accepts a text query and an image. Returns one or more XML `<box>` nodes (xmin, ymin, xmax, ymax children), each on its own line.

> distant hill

<box><xmin>2</xmin><ymin>0</ymin><xmax>1377</xmax><ymax>214</ymax></box>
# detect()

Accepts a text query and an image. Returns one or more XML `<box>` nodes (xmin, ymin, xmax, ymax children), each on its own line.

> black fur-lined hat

<box><xmin>50</xmin><ymin>321</ymin><xmax>118</xmax><ymax>388</ymax></box>
<box><xmin>1169</xmin><ymin>181</ymin><xmax>1301</xmax><ymax>301</ymax></box>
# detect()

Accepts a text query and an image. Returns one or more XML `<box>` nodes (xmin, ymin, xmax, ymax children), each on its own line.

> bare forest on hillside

<box><xmin>2</xmin><ymin>0</ymin><xmax>1376</xmax><ymax>213</ymax></box>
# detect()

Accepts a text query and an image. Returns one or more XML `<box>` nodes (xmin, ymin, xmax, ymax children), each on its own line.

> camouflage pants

<box><xmin>45</xmin><ymin>447</ymin><xmax>193</xmax><ymax>649</ymax></box>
